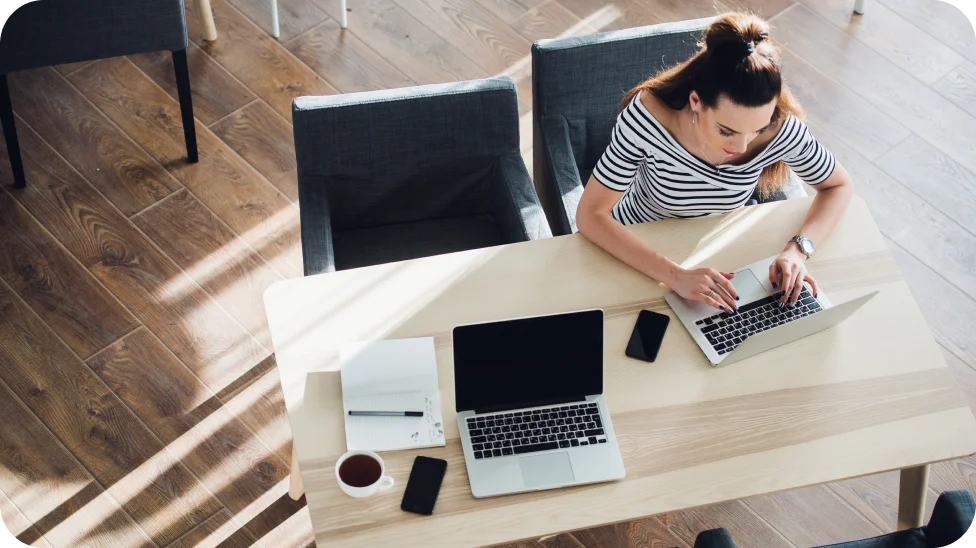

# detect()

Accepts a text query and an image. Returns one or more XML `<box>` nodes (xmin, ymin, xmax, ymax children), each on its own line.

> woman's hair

<box><xmin>623</xmin><ymin>12</ymin><xmax>804</xmax><ymax>197</ymax></box>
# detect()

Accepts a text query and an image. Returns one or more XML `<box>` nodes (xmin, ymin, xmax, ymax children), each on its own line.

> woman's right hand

<box><xmin>668</xmin><ymin>267</ymin><xmax>739</xmax><ymax>312</ymax></box>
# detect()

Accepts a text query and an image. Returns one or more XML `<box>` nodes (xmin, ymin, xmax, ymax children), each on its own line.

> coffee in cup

<box><xmin>335</xmin><ymin>450</ymin><xmax>394</xmax><ymax>498</ymax></box>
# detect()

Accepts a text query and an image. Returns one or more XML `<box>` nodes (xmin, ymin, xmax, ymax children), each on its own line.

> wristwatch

<box><xmin>790</xmin><ymin>235</ymin><xmax>815</xmax><ymax>259</ymax></box>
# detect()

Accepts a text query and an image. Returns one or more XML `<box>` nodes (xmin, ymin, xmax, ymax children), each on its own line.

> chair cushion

<box><xmin>332</xmin><ymin>214</ymin><xmax>506</xmax><ymax>270</ymax></box>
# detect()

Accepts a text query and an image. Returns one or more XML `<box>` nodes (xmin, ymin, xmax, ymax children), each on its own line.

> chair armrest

<box><xmin>540</xmin><ymin>114</ymin><xmax>584</xmax><ymax>235</ymax></box>
<box><xmin>297</xmin><ymin>182</ymin><xmax>336</xmax><ymax>275</ymax></box>
<box><xmin>925</xmin><ymin>490</ymin><xmax>975</xmax><ymax>547</ymax></box>
<box><xmin>492</xmin><ymin>152</ymin><xmax>552</xmax><ymax>242</ymax></box>
<box><xmin>694</xmin><ymin>528</ymin><xmax>737</xmax><ymax>548</ymax></box>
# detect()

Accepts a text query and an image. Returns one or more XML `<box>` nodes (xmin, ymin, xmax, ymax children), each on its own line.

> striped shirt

<box><xmin>593</xmin><ymin>92</ymin><xmax>836</xmax><ymax>225</ymax></box>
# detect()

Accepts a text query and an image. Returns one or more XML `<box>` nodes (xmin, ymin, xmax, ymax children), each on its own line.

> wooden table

<box><xmin>264</xmin><ymin>196</ymin><xmax>976</xmax><ymax>547</ymax></box>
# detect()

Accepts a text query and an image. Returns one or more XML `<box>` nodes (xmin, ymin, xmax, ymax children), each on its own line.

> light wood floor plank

<box><xmin>128</xmin><ymin>43</ymin><xmax>257</xmax><ymax>127</ymax></box>
<box><xmin>776</xmin><ymin>4</ymin><xmax>976</xmax><ymax>176</ymax></box>
<box><xmin>0</xmin><ymin>488</ymin><xmax>52</xmax><ymax>547</ymax></box>
<box><xmin>7</xmin><ymin>69</ymin><xmax>181</xmax><ymax>217</ymax></box>
<box><xmin>877</xmin><ymin>0</ymin><xmax>976</xmax><ymax>63</ymax></box>
<box><xmin>0</xmin><ymin>282</ymin><xmax>222</xmax><ymax>546</ymax></box>
<box><xmin>933</xmin><ymin>61</ymin><xmax>976</xmax><ymax>119</ymax></box>
<box><xmin>799</xmin><ymin>0</ymin><xmax>965</xmax><ymax>85</ymax></box>
<box><xmin>0</xmin><ymin>192</ymin><xmax>139</xmax><ymax>360</ymax></box>
<box><xmin>70</xmin><ymin>57</ymin><xmax>304</xmax><ymax>280</ymax></box>
<box><xmin>208</xmin><ymin>100</ymin><xmax>300</xmax><ymax>202</ymax></box>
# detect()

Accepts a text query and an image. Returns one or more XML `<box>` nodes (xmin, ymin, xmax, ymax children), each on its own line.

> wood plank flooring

<box><xmin>0</xmin><ymin>0</ymin><xmax>974</xmax><ymax>546</ymax></box>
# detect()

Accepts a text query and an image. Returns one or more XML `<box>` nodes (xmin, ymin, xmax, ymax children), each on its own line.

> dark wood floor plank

<box><xmin>392</xmin><ymin>0</ymin><xmax>531</xmax><ymax>75</ymax></box>
<box><xmin>0</xmin><ymin>487</ymin><xmax>52</xmax><ymax>547</ymax></box>
<box><xmin>285</xmin><ymin>18</ymin><xmax>415</xmax><ymax>94</ymax></box>
<box><xmin>88</xmin><ymin>329</ymin><xmax>291</xmax><ymax>525</ymax></box>
<box><xmin>778</xmin><ymin>46</ymin><xmax>910</xmax><ymax>161</ymax></box>
<box><xmin>661</xmin><ymin>501</ymin><xmax>793</xmax><ymax>548</ymax></box>
<box><xmin>557</xmin><ymin>0</ymin><xmax>664</xmax><ymax>33</ymax></box>
<box><xmin>804</xmin><ymin>121</ymin><xmax>976</xmax><ymax>307</ymax></box>
<box><xmin>132</xmin><ymin>188</ymin><xmax>282</xmax><ymax>348</ymax></box>
<box><xmin>208</xmin><ymin>100</ymin><xmax>299</xmax><ymax>202</ymax></box>
<box><xmin>798</xmin><ymin>0</ymin><xmax>965</xmax><ymax>85</ymax></box>
<box><xmin>743</xmin><ymin>485</ymin><xmax>883</xmax><ymax>546</ymax></box>
<box><xmin>0</xmin><ymin>378</ymin><xmax>155</xmax><ymax>548</ymax></box>
<box><xmin>53</xmin><ymin>61</ymin><xmax>94</xmax><ymax>77</ymax></box>
<box><xmin>573</xmin><ymin>516</ymin><xmax>690</xmax><ymax>547</ymax></box>
<box><xmin>238</xmin><ymin>489</ymin><xmax>314</xmax><ymax>547</ymax></box>
<box><xmin>776</xmin><ymin>4</ymin><xmax>976</xmax><ymax>177</ymax></box>
<box><xmin>509</xmin><ymin>0</ymin><xmax>599</xmax><ymax>43</ymax></box>
<box><xmin>875</xmin><ymin>133</ymin><xmax>976</xmax><ymax>237</ymax></box>
<box><xmin>877</xmin><ymin>0</ymin><xmax>976</xmax><ymax>63</ymax></box>
<box><xmin>229</xmin><ymin>0</ymin><xmax>330</xmax><ymax>43</ymax></box>
<box><xmin>0</xmin><ymin>192</ymin><xmax>139</xmax><ymax>360</ymax></box>
<box><xmin>886</xmin><ymin>240</ymin><xmax>976</xmax><ymax>370</ymax></box>
<box><xmin>721</xmin><ymin>0</ymin><xmax>794</xmax><ymax>19</ymax></box>
<box><xmin>933</xmin><ymin>61</ymin><xmax>976</xmax><ymax>119</ymax></box>
<box><xmin>0</xmin><ymin>282</ymin><xmax>221</xmax><ymax>546</ymax></box>
<box><xmin>7</xmin><ymin>68</ymin><xmax>181</xmax><ymax>217</ymax></box>
<box><xmin>217</xmin><ymin>358</ymin><xmax>293</xmax><ymax>468</ymax></box>
<box><xmin>128</xmin><ymin>43</ymin><xmax>257</xmax><ymax>127</ymax></box>
<box><xmin>311</xmin><ymin>0</ymin><xmax>489</xmax><ymax>85</ymax></box>
<box><xmin>476</xmin><ymin>0</ymin><xmax>547</xmax><ymax>23</ymax></box>
<box><xmin>186</xmin><ymin>0</ymin><xmax>339</xmax><ymax>121</ymax></box>
<box><xmin>166</xmin><ymin>508</ymin><xmax>258</xmax><ymax>548</ymax></box>
<box><xmin>70</xmin><ymin>57</ymin><xmax>304</xmax><ymax>280</ymax></box>
<box><xmin>2</xmin><ymin>118</ymin><xmax>271</xmax><ymax>396</ymax></box>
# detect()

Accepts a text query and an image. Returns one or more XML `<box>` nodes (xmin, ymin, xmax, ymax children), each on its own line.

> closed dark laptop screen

<box><xmin>453</xmin><ymin>310</ymin><xmax>604</xmax><ymax>413</ymax></box>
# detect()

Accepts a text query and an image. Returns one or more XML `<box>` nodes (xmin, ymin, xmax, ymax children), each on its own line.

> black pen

<box><xmin>348</xmin><ymin>410</ymin><xmax>424</xmax><ymax>417</ymax></box>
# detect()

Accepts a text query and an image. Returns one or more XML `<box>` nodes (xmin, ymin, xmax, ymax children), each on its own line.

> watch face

<box><xmin>801</xmin><ymin>238</ymin><xmax>814</xmax><ymax>255</ymax></box>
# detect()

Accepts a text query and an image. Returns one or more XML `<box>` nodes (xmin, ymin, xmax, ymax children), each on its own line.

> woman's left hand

<box><xmin>769</xmin><ymin>247</ymin><xmax>819</xmax><ymax>305</ymax></box>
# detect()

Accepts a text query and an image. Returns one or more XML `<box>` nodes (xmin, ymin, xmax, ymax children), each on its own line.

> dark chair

<box><xmin>292</xmin><ymin>76</ymin><xmax>551</xmax><ymax>275</ymax></box>
<box><xmin>694</xmin><ymin>490</ymin><xmax>976</xmax><ymax>548</ymax></box>
<box><xmin>531</xmin><ymin>19</ymin><xmax>806</xmax><ymax>236</ymax></box>
<box><xmin>0</xmin><ymin>0</ymin><xmax>197</xmax><ymax>189</ymax></box>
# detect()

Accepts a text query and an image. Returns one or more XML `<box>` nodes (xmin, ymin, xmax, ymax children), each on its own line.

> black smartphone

<box><xmin>625</xmin><ymin>309</ymin><xmax>670</xmax><ymax>362</ymax></box>
<box><xmin>401</xmin><ymin>456</ymin><xmax>447</xmax><ymax>515</ymax></box>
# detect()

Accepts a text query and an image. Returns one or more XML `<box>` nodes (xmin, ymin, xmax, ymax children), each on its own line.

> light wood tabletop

<box><xmin>263</xmin><ymin>196</ymin><xmax>976</xmax><ymax>547</ymax></box>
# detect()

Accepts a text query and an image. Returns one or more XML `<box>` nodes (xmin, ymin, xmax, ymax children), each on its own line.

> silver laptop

<box><xmin>667</xmin><ymin>255</ymin><xmax>879</xmax><ymax>366</ymax></box>
<box><xmin>453</xmin><ymin>309</ymin><xmax>626</xmax><ymax>498</ymax></box>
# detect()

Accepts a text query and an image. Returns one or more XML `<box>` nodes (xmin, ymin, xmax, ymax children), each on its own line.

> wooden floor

<box><xmin>0</xmin><ymin>0</ymin><xmax>974</xmax><ymax>546</ymax></box>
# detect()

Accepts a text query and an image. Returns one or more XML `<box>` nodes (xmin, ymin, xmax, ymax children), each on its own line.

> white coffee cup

<box><xmin>335</xmin><ymin>449</ymin><xmax>395</xmax><ymax>498</ymax></box>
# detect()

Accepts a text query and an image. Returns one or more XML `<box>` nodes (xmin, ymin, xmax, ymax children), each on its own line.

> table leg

<box><xmin>340</xmin><ymin>0</ymin><xmax>348</xmax><ymax>28</ymax></box>
<box><xmin>854</xmin><ymin>0</ymin><xmax>866</xmax><ymax>14</ymax></box>
<box><xmin>897</xmin><ymin>465</ymin><xmax>929</xmax><ymax>530</ymax></box>
<box><xmin>289</xmin><ymin>445</ymin><xmax>305</xmax><ymax>500</ymax></box>
<box><xmin>196</xmin><ymin>0</ymin><xmax>218</xmax><ymax>41</ymax></box>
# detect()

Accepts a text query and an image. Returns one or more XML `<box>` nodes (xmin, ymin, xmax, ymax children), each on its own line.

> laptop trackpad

<box><xmin>519</xmin><ymin>453</ymin><xmax>575</xmax><ymax>488</ymax></box>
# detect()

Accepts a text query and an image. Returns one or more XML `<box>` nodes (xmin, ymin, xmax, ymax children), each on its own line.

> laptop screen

<box><xmin>453</xmin><ymin>310</ymin><xmax>604</xmax><ymax>413</ymax></box>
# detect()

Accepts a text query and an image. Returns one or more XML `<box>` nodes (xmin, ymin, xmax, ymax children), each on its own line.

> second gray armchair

<box><xmin>293</xmin><ymin>76</ymin><xmax>551</xmax><ymax>276</ymax></box>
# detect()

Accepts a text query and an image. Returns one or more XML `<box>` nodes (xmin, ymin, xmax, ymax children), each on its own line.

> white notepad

<box><xmin>339</xmin><ymin>337</ymin><xmax>446</xmax><ymax>452</ymax></box>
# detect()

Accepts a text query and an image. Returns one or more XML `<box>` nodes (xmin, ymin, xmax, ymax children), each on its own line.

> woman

<box><xmin>576</xmin><ymin>12</ymin><xmax>854</xmax><ymax>313</ymax></box>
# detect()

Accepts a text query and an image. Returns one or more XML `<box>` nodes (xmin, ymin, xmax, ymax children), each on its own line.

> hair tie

<box><xmin>745</xmin><ymin>41</ymin><xmax>755</xmax><ymax>54</ymax></box>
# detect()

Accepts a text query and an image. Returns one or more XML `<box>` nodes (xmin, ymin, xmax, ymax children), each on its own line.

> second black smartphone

<box><xmin>401</xmin><ymin>456</ymin><xmax>447</xmax><ymax>515</ymax></box>
<box><xmin>625</xmin><ymin>309</ymin><xmax>670</xmax><ymax>362</ymax></box>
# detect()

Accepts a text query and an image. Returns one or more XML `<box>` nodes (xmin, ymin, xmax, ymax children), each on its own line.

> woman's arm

<box><xmin>773</xmin><ymin>161</ymin><xmax>855</xmax><ymax>303</ymax></box>
<box><xmin>577</xmin><ymin>176</ymin><xmax>739</xmax><ymax>312</ymax></box>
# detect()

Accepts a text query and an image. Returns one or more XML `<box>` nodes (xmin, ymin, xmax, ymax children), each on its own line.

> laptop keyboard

<box><xmin>466</xmin><ymin>402</ymin><xmax>608</xmax><ymax>459</ymax></box>
<box><xmin>695</xmin><ymin>288</ymin><xmax>823</xmax><ymax>355</ymax></box>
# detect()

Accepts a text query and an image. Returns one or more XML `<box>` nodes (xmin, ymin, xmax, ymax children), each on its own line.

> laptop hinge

<box><xmin>472</xmin><ymin>395</ymin><xmax>587</xmax><ymax>415</ymax></box>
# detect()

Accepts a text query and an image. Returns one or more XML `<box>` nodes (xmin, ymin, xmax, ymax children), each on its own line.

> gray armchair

<box><xmin>0</xmin><ymin>0</ymin><xmax>197</xmax><ymax>189</ymax></box>
<box><xmin>531</xmin><ymin>19</ymin><xmax>805</xmax><ymax>236</ymax></box>
<box><xmin>695</xmin><ymin>490</ymin><xmax>976</xmax><ymax>548</ymax></box>
<box><xmin>292</xmin><ymin>76</ymin><xmax>551</xmax><ymax>275</ymax></box>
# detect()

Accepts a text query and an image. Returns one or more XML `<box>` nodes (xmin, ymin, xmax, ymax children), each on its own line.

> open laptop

<box><xmin>452</xmin><ymin>309</ymin><xmax>626</xmax><ymax>498</ymax></box>
<box><xmin>667</xmin><ymin>255</ymin><xmax>879</xmax><ymax>366</ymax></box>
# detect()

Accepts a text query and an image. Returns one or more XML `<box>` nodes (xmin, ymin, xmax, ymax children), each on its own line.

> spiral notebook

<box><xmin>339</xmin><ymin>337</ymin><xmax>446</xmax><ymax>452</ymax></box>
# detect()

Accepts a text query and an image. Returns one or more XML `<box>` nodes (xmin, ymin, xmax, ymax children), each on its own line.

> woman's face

<box><xmin>690</xmin><ymin>93</ymin><xmax>778</xmax><ymax>157</ymax></box>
